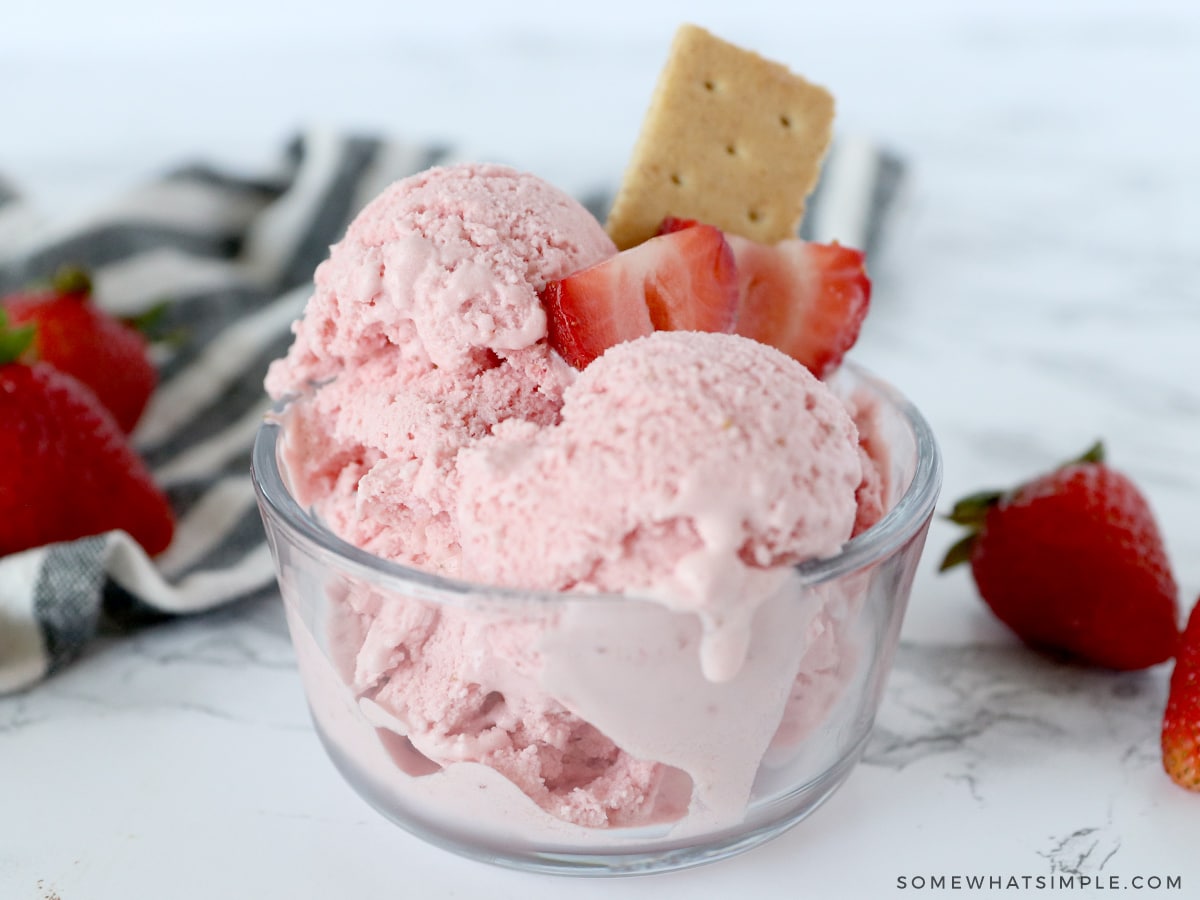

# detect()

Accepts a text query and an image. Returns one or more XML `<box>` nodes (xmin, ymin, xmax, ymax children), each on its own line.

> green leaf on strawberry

<box><xmin>0</xmin><ymin>309</ymin><xmax>35</xmax><ymax>365</ymax></box>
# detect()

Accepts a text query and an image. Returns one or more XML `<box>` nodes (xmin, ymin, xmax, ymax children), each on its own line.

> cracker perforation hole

<box><xmin>725</xmin><ymin>144</ymin><xmax>736</xmax><ymax>156</ymax></box>
<box><xmin>747</xmin><ymin>210</ymin><xmax>761</xmax><ymax>223</ymax></box>
<box><xmin>670</xmin><ymin>173</ymin><xmax>683</xmax><ymax>185</ymax></box>
<box><xmin>703</xmin><ymin>79</ymin><xmax>716</xmax><ymax>92</ymax></box>
<box><xmin>780</xmin><ymin>114</ymin><xmax>792</xmax><ymax>128</ymax></box>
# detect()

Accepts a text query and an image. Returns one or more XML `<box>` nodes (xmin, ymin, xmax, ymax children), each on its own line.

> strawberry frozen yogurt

<box><xmin>263</xmin><ymin>162</ymin><xmax>904</xmax><ymax>835</ymax></box>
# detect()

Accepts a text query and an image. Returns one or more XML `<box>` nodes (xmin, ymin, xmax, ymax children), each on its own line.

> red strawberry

<box><xmin>1162</xmin><ymin>597</ymin><xmax>1200</xmax><ymax>791</ymax></box>
<box><xmin>727</xmin><ymin>237</ymin><xmax>870</xmax><ymax>378</ymax></box>
<box><xmin>541</xmin><ymin>225</ymin><xmax>738</xmax><ymax>369</ymax></box>
<box><xmin>0</xmin><ymin>312</ymin><xmax>174</xmax><ymax>557</ymax></box>
<box><xmin>659</xmin><ymin>217</ymin><xmax>870</xmax><ymax>378</ymax></box>
<box><xmin>542</xmin><ymin>273</ymin><xmax>652</xmax><ymax>372</ymax></box>
<box><xmin>658</xmin><ymin>216</ymin><xmax>701</xmax><ymax>233</ymax></box>
<box><xmin>941</xmin><ymin>442</ymin><xmax>1179</xmax><ymax>671</ymax></box>
<box><xmin>3</xmin><ymin>266</ymin><xmax>157</xmax><ymax>432</ymax></box>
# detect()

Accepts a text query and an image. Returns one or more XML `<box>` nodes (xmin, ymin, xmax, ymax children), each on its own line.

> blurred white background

<box><xmin>4</xmin><ymin>0</ymin><xmax>1197</xmax><ymax>217</ymax></box>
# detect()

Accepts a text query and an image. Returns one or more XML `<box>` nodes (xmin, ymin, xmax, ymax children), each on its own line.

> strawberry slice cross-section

<box><xmin>728</xmin><ymin>235</ymin><xmax>870</xmax><ymax>379</ymax></box>
<box><xmin>659</xmin><ymin>217</ymin><xmax>871</xmax><ymax>378</ymax></box>
<box><xmin>541</xmin><ymin>224</ymin><xmax>738</xmax><ymax>369</ymax></box>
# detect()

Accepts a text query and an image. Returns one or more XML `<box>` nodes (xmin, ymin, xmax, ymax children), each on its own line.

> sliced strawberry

<box><xmin>656</xmin><ymin>217</ymin><xmax>870</xmax><ymax>378</ymax></box>
<box><xmin>658</xmin><ymin>216</ymin><xmax>701</xmax><ymax>234</ymax></box>
<box><xmin>542</xmin><ymin>275</ymin><xmax>652</xmax><ymax>371</ymax></box>
<box><xmin>542</xmin><ymin>225</ymin><xmax>738</xmax><ymax>369</ymax></box>
<box><xmin>727</xmin><ymin>236</ymin><xmax>870</xmax><ymax>378</ymax></box>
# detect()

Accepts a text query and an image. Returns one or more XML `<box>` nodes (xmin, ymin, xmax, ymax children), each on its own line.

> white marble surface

<box><xmin>3</xmin><ymin>1</ymin><xmax>1199</xmax><ymax>897</ymax></box>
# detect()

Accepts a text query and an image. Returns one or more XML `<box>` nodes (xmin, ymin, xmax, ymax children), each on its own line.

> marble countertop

<box><xmin>3</xmin><ymin>2</ymin><xmax>1198</xmax><ymax>897</ymax></box>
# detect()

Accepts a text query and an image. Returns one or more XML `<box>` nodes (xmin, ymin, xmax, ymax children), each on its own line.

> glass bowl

<box><xmin>251</xmin><ymin>362</ymin><xmax>942</xmax><ymax>876</ymax></box>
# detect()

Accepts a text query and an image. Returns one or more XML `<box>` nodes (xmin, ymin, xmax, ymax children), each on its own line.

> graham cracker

<box><xmin>605</xmin><ymin>24</ymin><xmax>835</xmax><ymax>249</ymax></box>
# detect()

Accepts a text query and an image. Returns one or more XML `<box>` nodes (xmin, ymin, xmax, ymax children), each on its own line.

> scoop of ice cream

<box><xmin>266</xmin><ymin>164</ymin><xmax>615</xmax><ymax>571</ymax></box>
<box><xmin>266</xmin><ymin>162</ymin><xmax>616</xmax><ymax>389</ymax></box>
<box><xmin>457</xmin><ymin>330</ymin><xmax>864</xmax><ymax>680</ymax></box>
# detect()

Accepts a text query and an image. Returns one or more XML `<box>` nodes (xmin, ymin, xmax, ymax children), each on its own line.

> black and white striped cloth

<box><xmin>0</xmin><ymin>131</ymin><xmax>904</xmax><ymax>694</ymax></box>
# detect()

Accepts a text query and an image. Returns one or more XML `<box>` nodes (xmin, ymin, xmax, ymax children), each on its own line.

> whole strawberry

<box><xmin>1163</xmin><ymin>597</ymin><xmax>1200</xmax><ymax>791</ymax></box>
<box><xmin>941</xmin><ymin>442</ymin><xmax>1179</xmax><ymax>671</ymax></box>
<box><xmin>2</xmin><ymin>265</ymin><xmax>157</xmax><ymax>432</ymax></box>
<box><xmin>0</xmin><ymin>312</ymin><xmax>174</xmax><ymax>557</ymax></box>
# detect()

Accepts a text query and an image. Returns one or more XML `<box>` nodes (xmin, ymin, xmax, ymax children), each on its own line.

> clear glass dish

<box><xmin>251</xmin><ymin>362</ymin><xmax>942</xmax><ymax>876</ymax></box>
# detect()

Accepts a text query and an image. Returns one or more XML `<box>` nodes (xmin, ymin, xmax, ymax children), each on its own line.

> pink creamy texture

<box><xmin>331</xmin><ymin>588</ymin><xmax>692</xmax><ymax>828</ymax></box>
<box><xmin>846</xmin><ymin>389</ymin><xmax>890</xmax><ymax>538</ymax></box>
<box><xmin>457</xmin><ymin>331</ymin><xmax>863</xmax><ymax>680</ymax></box>
<box><xmin>267</xmin><ymin>163</ymin><xmax>884</xmax><ymax>828</ymax></box>
<box><xmin>266</xmin><ymin>164</ymin><xmax>613</xmax><ymax>568</ymax></box>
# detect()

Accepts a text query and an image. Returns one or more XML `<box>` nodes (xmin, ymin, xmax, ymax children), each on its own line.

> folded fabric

<box><xmin>0</xmin><ymin>130</ymin><xmax>905</xmax><ymax>694</ymax></box>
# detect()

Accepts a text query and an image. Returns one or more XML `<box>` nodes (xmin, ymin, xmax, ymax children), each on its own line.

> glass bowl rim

<box><xmin>250</xmin><ymin>361</ymin><xmax>943</xmax><ymax>603</ymax></box>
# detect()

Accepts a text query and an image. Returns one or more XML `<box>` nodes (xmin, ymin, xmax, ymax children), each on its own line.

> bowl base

<box><xmin>314</xmin><ymin>716</ymin><xmax>869</xmax><ymax>877</ymax></box>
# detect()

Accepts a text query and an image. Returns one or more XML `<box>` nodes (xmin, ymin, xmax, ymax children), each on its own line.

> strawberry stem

<box><xmin>939</xmin><ymin>533</ymin><xmax>978</xmax><ymax>571</ymax></box>
<box><xmin>124</xmin><ymin>300</ymin><xmax>169</xmax><ymax>335</ymax></box>
<box><xmin>944</xmin><ymin>490</ymin><xmax>1004</xmax><ymax>527</ymax></box>
<box><xmin>0</xmin><ymin>309</ymin><xmax>35</xmax><ymax>365</ymax></box>
<box><xmin>50</xmin><ymin>264</ymin><xmax>93</xmax><ymax>298</ymax></box>
<box><xmin>939</xmin><ymin>488</ymin><xmax>1001</xmax><ymax>572</ymax></box>
<box><xmin>122</xmin><ymin>299</ymin><xmax>189</xmax><ymax>348</ymax></box>
<box><xmin>938</xmin><ymin>439</ymin><xmax>1111</xmax><ymax>578</ymax></box>
<box><xmin>1069</xmin><ymin>440</ymin><xmax>1105</xmax><ymax>467</ymax></box>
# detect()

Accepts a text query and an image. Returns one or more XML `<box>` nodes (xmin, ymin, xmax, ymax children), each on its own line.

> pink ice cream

<box><xmin>457</xmin><ymin>330</ymin><xmax>862</xmax><ymax>681</ymax></box>
<box><xmin>266</xmin><ymin>163</ymin><xmax>614</xmax><ymax>569</ymax></box>
<box><xmin>266</xmin><ymin>162</ymin><xmax>885</xmax><ymax>829</ymax></box>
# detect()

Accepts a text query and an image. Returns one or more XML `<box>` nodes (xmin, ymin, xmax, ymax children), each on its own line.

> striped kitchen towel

<box><xmin>0</xmin><ymin>131</ymin><xmax>905</xmax><ymax>694</ymax></box>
